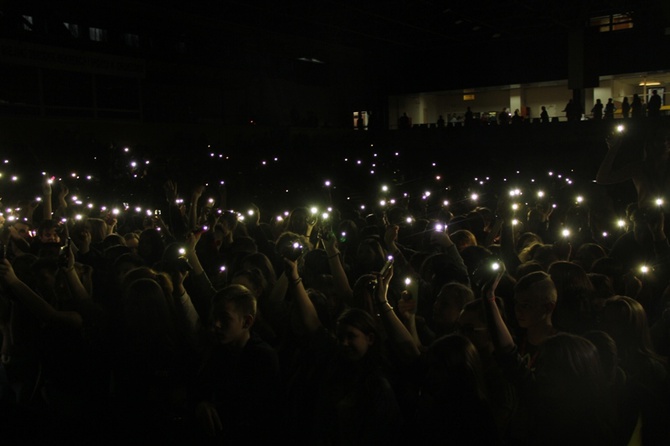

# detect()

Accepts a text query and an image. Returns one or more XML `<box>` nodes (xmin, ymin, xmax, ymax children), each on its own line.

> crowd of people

<box><xmin>1</xmin><ymin>118</ymin><xmax>670</xmax><ymax>445</ymax></box>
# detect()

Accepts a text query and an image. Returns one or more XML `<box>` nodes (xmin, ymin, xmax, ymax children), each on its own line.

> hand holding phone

<box><xmin>379</xmin><ymin>256</ymin><xmax>394</xmax><ymax>277</ymax></box>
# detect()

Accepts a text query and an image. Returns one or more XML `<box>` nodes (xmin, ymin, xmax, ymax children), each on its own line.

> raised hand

<box><xmin>163</xmin><ymin>180</ymin><xmax>178</xmax><ymax>203</ymax></box>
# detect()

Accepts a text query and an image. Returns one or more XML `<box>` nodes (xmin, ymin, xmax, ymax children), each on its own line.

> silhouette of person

<box><xmin>621</xmin><ymin>96</ymin><xmax>631</xmax><ymax>119</ymax></box>
<box><xmin>540</xmin><ymin>106</ymin><xmax>549</xmax><ymax>124</ymax></box>
<box><xmin>464</xmin><ymin>107</ymin><xmax>474</xmax><ymax>127</ymax></box>
<box><xmin>398</xmin><ymin>112</ymin><xmax>411</xmax><ymax>130</ymax></box>
<box><xmin>563</xmin><ymin>99</ymin><xmax>581</xmax><ymax>123</ymax></box>
<box><xmin>498</xmin><ymin>108</ymin><xmax>510</xmax><ymax>125</ymax></box>
<box><xmin>592</xmin><ymin>99</ymin><xmax>604</xmax><ymax>120</ymax></box>
<box><xmin>604</xmin><ymin>98</ymin><xmax>616</xmax><ymax>120</ymax></box>
<box><xmin>631</xmin><ymin>94</ymin><xmax>643</xmax><ymax>119</ymax></box>
<box><xmin>356</xmin><ymin>112</ymin><xmax>365</xmax><ymax>130</ymax></box>
<box><xmin>648</xmin><ymin>90</ymin><xmax>662</xmax><ymax>118</ymax></box>
<box><xmin>511</xmin><ymin>109</ymin><xmax>523</xmax><ymax>125</ymax></box>
<box><xmin>437</xmin><ymin>114</ymin><xmax>446</xmax><ymax>128</ymax></box>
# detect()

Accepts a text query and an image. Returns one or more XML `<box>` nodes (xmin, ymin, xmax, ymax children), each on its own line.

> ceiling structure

<box><xmin>149</xmin><ymin>0</ymin><xmax>646</xmax><ymax>52</ymax></box>
<box><xmin>7</xmin><ymin>0</ymin><xmax>670</xmax><ymax>94</ymax></box>
<box><xmin>140</xmin><ymin>0</ymin><xmax>669</xmax><ymax>93</ymax></box>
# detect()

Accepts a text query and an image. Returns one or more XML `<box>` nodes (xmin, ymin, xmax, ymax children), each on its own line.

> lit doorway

<box><xmin>353</xmin><ymin>111</ymin><xmax>368</xmax><ymax>130</ymax></box>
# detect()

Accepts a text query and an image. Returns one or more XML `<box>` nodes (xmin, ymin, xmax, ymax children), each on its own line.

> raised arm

<box><xmin>53</xmin><ymin>182</ymin><xmax>70</xmax><ymax>221</ymax></box>
<box><xmin>496</xmin><ymin>194</ymin><xmax>522</xmax><ymax>276</ymax></box>
<box><xmin>321</xmin><ymin>230</ymin><xmax>354</xmax><ymax>302</ymax></box>
<box><xmin>373</xmin><ymin>265</ymin><xmax>421</xmax><ymax>363</ymax></box>
<box><xmin>189</xmin><ymin>183</ymin><xmax>206</xmax><ymax>231</ymax></box>
<box><xmin>285</xmin><ymin>257</ymin><xmax>321</xmax><ymax>334</ymax></box>
<box><xmin>480</xmin><ymin>264</ymin><xmax>515</xmax><ymax>353</ymax></box>
<box><xmin>0</xmin><ymin>259</ymin><xmax>83</xmax><ymax>330</ymax></box>
<box><xmin>60</xmin><ymin>239</ymin><xmax>90</xmax><ymax>302</ymax></box>
<box><xmin>183</xmin><ymin>230</ymin><xmax>217</xmax><ymax>318</ymax></box>
<box><xmin>41</xmin><ymin>174</ymin><xmax>54</xmax><ymax>221</ymax></box>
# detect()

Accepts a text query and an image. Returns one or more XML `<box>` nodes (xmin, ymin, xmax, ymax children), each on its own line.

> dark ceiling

<box><xmin>8</xmin><ymin>0</ymin><xmax>670</xmax><ymax>92</ymax></box>
<box><xmin>147</xmin><ymin>0</ymin><xmax>654</xmax><ymax>52</ymax></box>
<box><xmin>133</xmin><ymin>0</ymin><xmax>669</xmax><ymax>92</ymax></box>
<box><xmin>10</xmin><ymin>1</ymin><xmax>669</xmax><ymax>55</ymax></box>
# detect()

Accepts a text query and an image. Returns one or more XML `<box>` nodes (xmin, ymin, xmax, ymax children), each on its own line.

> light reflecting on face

<box><xmin>211</xmin><ymin>301</ymin><xmax>246</xmax><ymax>345</ymax></box>
<box><xmin>40</xmin><ymin>227</ymin><xmax>61</xmax><ymax>244</ymax></box>
<box><xmin>336</xmin><ymin>324</ymin><xmax>373</xmax><ymax>361</ymax></box>
<box><xmin>514</xmin><ymin>291</ymin><xmax>548</xmax><ymax>329</ymax></box>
